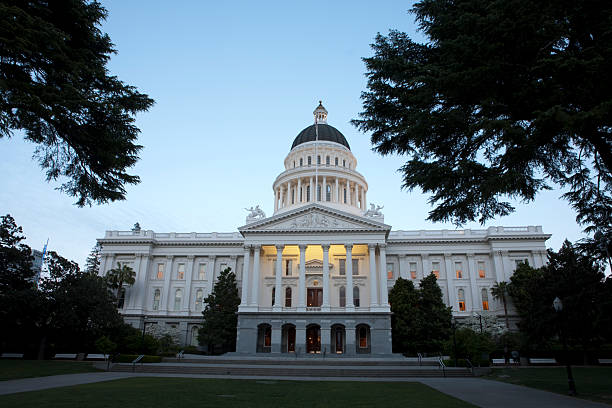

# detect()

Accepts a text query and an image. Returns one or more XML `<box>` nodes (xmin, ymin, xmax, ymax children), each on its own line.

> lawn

<box><xmin>0</xmin><ymin>360</ymin><xmax>101</xmax><ymax>381</ymax></box>
<box><xmin>0</xmin><ymin>377</ymin><xmax>476</xmax><ymax>408</ymax></box>
<box><xmin>488</xmin><ymin>367</ymin><xmax>612</xmax><ymax>405</ymax></box>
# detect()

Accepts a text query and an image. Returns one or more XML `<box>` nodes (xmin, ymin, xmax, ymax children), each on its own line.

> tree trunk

<box><xmin>37</xmin><ymin>334</ymin><xmax>47</xmax><ymax>360</ymax></box>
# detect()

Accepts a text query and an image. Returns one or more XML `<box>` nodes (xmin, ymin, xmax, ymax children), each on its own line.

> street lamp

<box><xmin>141</xmin><ymin>315</ymin><xmax>149</xmax><ymax>355</ymax></box>
<box><xmin>552</xmin><ymin>297</ymin><xmax>577</xmax><ymax>396</ymax></box>
<box><xmin>451</xmin><ymin>317</ymin><xmax>458</xmax><ymax>367</ymax></box>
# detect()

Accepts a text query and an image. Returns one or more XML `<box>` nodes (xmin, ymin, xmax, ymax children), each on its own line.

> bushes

<box><xmin>114</xmin><ymin>354</ymin><xmax>162</xmax><ymax>363</ymax></box>
<box><xmin>444</xmin><ymin>328</ymin><xmax>495</xmax><ymax>366</ymax></box>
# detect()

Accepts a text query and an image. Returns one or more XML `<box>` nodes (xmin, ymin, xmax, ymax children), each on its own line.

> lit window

<box><xmin>177</xmin><ymin>263</ymin><xmax>185</xmax><ymax>279</ymax></box>
<box><xmin>285</xmin><ymin>287</ymin><xmax>292</xmax><ymax>307</ymax></box>
<box><xmin>198</xmin><ymin>264</ymin><xmax>206</xmax><ymax>280</ymax></box>
<box><xmin>455</xmin><ymin>261</ymin><xmax>463</xmax><ymax>279</ymax></box>
<box><xmin>432</xmin><ymin>262</ymin><xmax>440</xmax><ymax>279</ymax></box>
<box><xmin>339</xmin><ymin>259</ymin><xmax>346</xmax><ymax>276</ymax></box>
<box><xmin>195</xmin><ymin>289</ymin><xmax>203</xmax><ymax>311</ymax></box>
<box><xmin>153</xmin><ymin>289</ymin><xmax>161</xmax><ymax>310</ymax></box>
<box><xmin>352</xmin><ymin>259</ymin><xmax>359</xmax><ymax>276</ymax></box>
<box><xmin>458</xmin><ymin>289</ymin><xmax>466</xmax><ymax>311</ymax></box>
<box><xmin>478</xmin><ymin>261</ymin><xmax>486</xmax><ymax>278</ymax></box>
<box><xmin>410</xmin><ymin>262</ymin><xmax>417</xmax><ymax>279</ymax></box>
<box><xmin>326</xmin><ymin>156</ymin><xmax>330</xmax><ymax>166</ymax></box>
<box><xmin>157</xmin><ymin>264</ymin><xmax>164</xmax><ymax>280</ymax></box>
<box><xmin>335</xmin><ymin>157</ymin><xmax>338</xmax><ymax>166</ymax></box>
<box><xmin>358</xmin><ymin>326</ymin><xmax>368</xmax><ymax>348</ymax></box>
<box><xmin>387</xmin><ymin>263</ymin><xmax>394</xmax><ymax>279</ymax></box>
<box><xmin>353</xmin><ymin>286</ymin><xmax>360</xmax><ymax>307</ymax></box>
<box><xmin>339</xmin><ymin>286</ymin><xmax>346</xmax><ymax>307</ymax></box>
<box><xmin>482</xmin><ymin>288</ymin><xmax>489</xmax><ymax>310</ymax></box>
<box><xmin>174</xmin><ymin>289</ymin><xmax>182</xmax><ymax>311</ymax></box>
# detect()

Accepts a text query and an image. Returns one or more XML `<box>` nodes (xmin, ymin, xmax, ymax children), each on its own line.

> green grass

<box><xmin>488</xmin><ymin>367</ymin><xmax>612</xmax><ymax>405</ymax></box>
<box><xmin>0</xmin><ymin>377</ymin><xmax>476</xmax><ymax>408</ymax></box>
<box><xmin>0</xmin><ymin>360</ymin><xmax>101</xmax><ymax>381</ymax></box>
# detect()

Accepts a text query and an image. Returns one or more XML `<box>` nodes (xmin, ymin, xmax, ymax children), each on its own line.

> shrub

<box><xmin>115</xmin><ymin>354</ymin><xmax>161</xmax><ymax>363</ymax></box>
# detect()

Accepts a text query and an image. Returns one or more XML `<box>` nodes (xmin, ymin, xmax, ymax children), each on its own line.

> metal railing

<box><xmin>132</xmin><ymin>354</ymin><xmax>144</xmax><ymax>372</ymax></box>
<box><xmin>438</xmin><ymin>357</ymin><xmax>446</xmax><ymax>378</ymax></box>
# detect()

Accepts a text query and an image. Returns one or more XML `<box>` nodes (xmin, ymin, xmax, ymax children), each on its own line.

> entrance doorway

<box><xmin>306</xmin><ymin>324</ymin><xmax>321</xmax><ymax>353</ymax></box>
<box><xmin>307</xmin><ymin>288</ymin><xmax>322</xmax><ymax>307</ymax></box>
<box><xmin>331</xmin><ymin>324</ymin><xmax>345</xmax><ymax>354</ymax></box>
<box><xmin>281</xmin><ymin>324</ymin><xmax>296</xmax><ymax>353</ymax></box>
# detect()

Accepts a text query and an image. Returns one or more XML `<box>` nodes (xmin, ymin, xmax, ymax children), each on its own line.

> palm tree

<box><xmin>106</xmin><ymin>262</ymin><xmax>136</xmax><ymax>307</ymax></box>
<box><xmin>491</xmin><ymin>282</ymin><xmax>510</xmax><ymax>329</ymax></box>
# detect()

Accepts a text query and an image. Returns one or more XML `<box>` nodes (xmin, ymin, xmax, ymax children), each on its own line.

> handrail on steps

<box><xmin>438</xmin><ymin>357</ymin><xmax>446</xmax><ymax>378</ymax></box>
<box><xmin>132</xmin><ymin>355</ymin><xmax>144</xmax><ymax>372</ymax></box>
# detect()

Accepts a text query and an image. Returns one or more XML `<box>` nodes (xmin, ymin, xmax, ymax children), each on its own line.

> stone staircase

<box><xmin>110</xmin><ymin>356</ymin><xmax>472</xmax><ymax>378</ymax></box>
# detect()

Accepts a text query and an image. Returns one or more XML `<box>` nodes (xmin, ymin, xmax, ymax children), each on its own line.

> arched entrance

<box><xmin>355</xmin><ymin>324</ymin><xmax>371</xmax><ymax>354</ymax></box>
<box><xmin>306</xmin><ymin>324</ymin><xmax>321</xmax><ymax>353</ymax></box>
<box><xmin>331</xmin><ymin>324</ymin><xmax>345</xmax><ymax>354</ymax></box>
<box><xmin>256</xmin><ymin>323</ymin><xmax>272</xmax><ymax>353</ymax></box>
<box><xmin>281</xmin><ymin>324</ymin><xmax>296</xmax><ymax>353</ymax></box>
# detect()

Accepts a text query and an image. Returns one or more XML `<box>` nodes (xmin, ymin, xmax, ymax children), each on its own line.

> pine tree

<box><xmin>84</xmin><ymin>243</ymin><xmax>102</xmax><ymax>275</ymax></box>
<box><xmin>389</xmin><ymin>278</ymin><xmax>420</xmax><ymax>353</ymax></box>
<box><xmin>416</xmin><ymin>274</ymin><xmax>452</xmax><ymax>353</ymax></box>
<box><xmin>198</xmin><ymin>267</ymin><xmax>240</xmax><ymax>354</ymax></box>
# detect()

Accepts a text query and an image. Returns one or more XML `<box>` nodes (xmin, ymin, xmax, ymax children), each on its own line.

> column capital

<box><xmin>466</xmin><ymin>253</ymin><xmax>475</xmax><ymax>258</ymax></box>
<box><xmin>378</xmin><ymin>243</ymin><xmax>387</xmax><ymax>250</ymax></box>
<box><xmin>275</xmin><ymin>244</ymin><xmax>285</xmax><ymax>251</ymax></box>
<box><xmin>321</xmin><ymin>244</ymin><xmax>330</xmax><ymax>251</ymax></box>
<box><xmin>298</xmin><ymin>244</ymin><xmax>308</xmax><ymax>251</ymax></box>
<box><xmin>230</xmin><ymin>255</ymin><xmax>237</xmax><ymax>260</ymax></box>
<box><xmin>187</xmin><ymin>255</ymin><xmax>195</xmax><ymax>260</ymax></box>
<box><xmin>243</xmin><ymin>245</ymin><xmax>251</xmax><ymax>251</ymax></box>
<box><xmin>166</xmin><ymin>255</ymin><xmax>174</xmax><ymax>261</ymax></box>
<box><xmin>344</xmin><ymin>243</ymin><xmax>353</xmax><ymax>251</ymax></box>
<box><xmin>444</xmin><ymin>252</ymin><xmax>453</xmax><ymax>258</ymax></box>
<box><xmin>368</xmin><ymin>244</ymin><xmax>377</xmax><ymax>251</ymax></box>
<box><xmin>252</xmin><ymin>244</ymin><xmax>261</xmax><ymax>250</ymax></box>
<box><xmin>209</xmin><ymin>255</ymin><xmax>217</xmax><ymax>260</ymax></box>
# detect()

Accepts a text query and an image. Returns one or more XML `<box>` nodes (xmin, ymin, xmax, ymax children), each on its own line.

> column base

<box><xmin>272</xmin><ymin>306</ymin><xmax>282</xmax><ymax>312</ymax></box>
<box><xmin>321</xmin><ymin>305</ymin><xmax>330</xmax><ymax>312</ymax></box>
<box><xmin>239</xmin><ymin>305</ymin><xmax>258</xmax><ymax>312</ymax></box>
<box><xmin>369</xmin><ymin>305</ymin><xmax>391</xmax><ymax>312</ymax></box>
<box><xmin>297</xmin><ymin>306</ymin><xmax>306</xmax><ymax>312</ymax></box>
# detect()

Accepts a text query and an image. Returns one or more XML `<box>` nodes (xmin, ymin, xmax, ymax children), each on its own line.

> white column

<box><xmin>356</xmin><ymin>184</ymin><xmax>360</xmax><ymax>208</ymax></box>
<box><xmin>249</xmin><ymin>246</ymin><xmax>261</xmax><ymax>308</ymax></box>
<box><xmin>335</xmin><ymin>177</ymin><xmax>339</xmax><ymax>203</ymax></box>
<box><xmin>163</xmin><ymin>256</ymin><xmax>174</xmax><ymax>311</ymax></box>
<box><xmin>297</xmin><ymin>178</ymin><xmax>302</xmax><ymax>203</ymax></box>
<box><xmin>207</xmin><ymin>255</ymin><xmax>216</xmax><ymax>293</ymax></box>
<box><xmin>287</xmin><ymin>181</ymin><xmax>291</xmax><ymax>206</ymax></box>
<box><xmin>346</xmin><ymin>179</ymin><xmax>351</xmax><ymax>205</ymax></box>
<box><xmin>492</xmin><ymin>250</ymin><xmax>505</xmax><ymax>283</ymax></box>
<box><xmin>322</xmin><ymin>244</ymin><xmax>330</xmax><ymax>311</ymax></box>
<box><xmin>345</xmin><ymin>244</ymin><xmax>354</xmax><ymax>311</ymax></box>
<box><xmin>445</xmin><ymin>253</ymin><xmax>455</xmax><ymax>310</ymax></box>
<box><xmin>298</xmin><ymin>244</ymin><xmax>306</xmax><ymax>311</ymax></box>
<box><xmin>368</xmin><ymin>244</ymin><xmax>378</xmax><ymax>308</ymax></box>
<box><xmin>309</xmin><ymin>177</ymin><xmax>314</xmax><ymax>202</ymax></box>
<box><xmin>322</xmin><ymin>176</ymin><xmax>327</xmax><ymax>201</ymax></box>
<box><xmin>99</xmin><ymin>254</ymin><xmax>109</xmax><ymax>277</ymax></box>
<box><xmin>378</xmin><ymin>244</ymin><xmax>388</xmax><ymax>307</ymax></box>
<box><xmin>136</xmin><ymin>255</ymin><xmax>151</xmax><ymax>310</ymax></box>
<box><xmin>361</xmin><ymin>186</ymin><xmax>365</xmax><ymax>210</ymax></box>
<box><xmin>501</xmin><ymin>251</ymin><xmax>512</xmax><ymax>281</ymax></box>
<box><xmin>273</xmin><ymin>244</ymin><xmax>283</xmax><ymax>311</ymax></box>
<box><xmin>467</xmin><ymin>254</ymin><xmax>479</xmax><ymax>311</ymax></box>
<box><xmin>274</xmin><ymin>188</ymin><xmax>278</xmax><ymax>211</ymax></box>
<box><xmin>399</xmin><ymin>254</ymin><xmax>408</xmax><ymax>279</ymax></box>
<box><xmin>239</xmin><ymin>247</ymin><xmax>250</xmax><ymax>308</ymax></box>
<box><xmin>183</xmin><ymin>255</ymin><xmax>195</xmax><ymax>312</ymax></box>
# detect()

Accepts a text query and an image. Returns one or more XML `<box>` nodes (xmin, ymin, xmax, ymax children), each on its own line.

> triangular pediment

<box><xmin>239</xmin><ymin>204</ymin><xmax>391</xmax><ymax>235</ymax></box>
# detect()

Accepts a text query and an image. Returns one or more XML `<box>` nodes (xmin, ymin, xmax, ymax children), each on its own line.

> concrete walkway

<box><xmin>0</xmin><ymin>372</ymin><xmax>609</xmax><ymax>407</ymax></box>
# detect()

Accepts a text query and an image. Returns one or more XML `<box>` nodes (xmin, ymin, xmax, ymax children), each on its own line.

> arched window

<box><xmin>174</xmin><ymin>289</ymin><xmax>182</xmax><ymax>311</ymax></box>
<box><xmin>457</xmin><ymin>289</ymin><xmax>466</xmax><ymax>311</ymax></box>
<box><xmin>335</xmin><ymin>157</ymin><xmax>338</xmax><ymax>166</ymax></box>
<box><xmin>481</xmin><ymin>288</ymin><xmax>489</xmax><ymax>310</ymax></box>
<box><xmin>326</xmin><ymin>185</ymin><xmax>331</xmax><ymax>201</ymax></box>
<box><xmin>117</xmin><ymin>288</ymin><xmax>126</xmax><ymax>309</ymax></box>
<box><xmin>353</xmin><ymin>286</ymin><xmax>360</xmax><ymax>307</ymax></box>
<box><xmin>285</xmin><ymin>287</ymin><xmax>292</xmax><ymax>307</ymax></box>
<box><xmin>300</xmin><ymin>158</ymin><xmax>303</xmax><ymax>167</ymax></box>
<box><xmin>272</xmin><ymin>287</ymin><xmax>275</xmax><ymax>306</ymax></box>
<box><xmin>308</xmin><ymin>156</ymin><xmax>312</xmax><ymax>166</ymax></box>
<box><xmin>339</xmin><ymin>286</ymin><xmax>346</xmax><ymax>307</ymax></box>
<box><xmin>191</xmin><ymin>326</ymin><xmax>199</xmax><ymax>346</ymax></box>
<box><xmin>195</xmin><ymin>289</ymin><xmax>203</xmax><ymax>311</ymax></box>
<box><xmin>153</xmin><ymin>289</ymin><xmax>160</xmax><ymax>310</ymax></box>
<box><xmin>326</xmin><ymin>156</ymin><xmax>330</xmax><ymax>165</ymax></box>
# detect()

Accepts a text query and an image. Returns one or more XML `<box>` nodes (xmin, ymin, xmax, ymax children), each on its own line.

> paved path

<box><xmin>0</xmin><ymin>372</ymin><xmax>609</xmax><ymax>407</ymax></box>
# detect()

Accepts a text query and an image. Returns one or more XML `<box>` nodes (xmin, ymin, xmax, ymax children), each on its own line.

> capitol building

<box><xmin>98</xmin><ymin>102</ymin><xmax>550</xmax><ymax>356</ymax></box>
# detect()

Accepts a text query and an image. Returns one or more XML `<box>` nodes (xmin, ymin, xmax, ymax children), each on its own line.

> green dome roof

<box><xmin>291</xmin><ymin>124</ymin><xmax>350</xmax><ymax>150</ymax></box>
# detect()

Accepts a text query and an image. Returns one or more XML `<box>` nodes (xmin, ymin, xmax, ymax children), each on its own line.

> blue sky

<box><xmin>0</xmin><ymin>0</ymin><xmax>586</xmax><ymax>267</ymax></box>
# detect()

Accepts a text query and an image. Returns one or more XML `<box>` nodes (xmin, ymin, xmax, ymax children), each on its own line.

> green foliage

<box><xmin>353</xmin><ymin>0</ymin><xmax>612</xmax><ymax>232</ymax></box>
<box><xmin>444</xmin><ymin>328</ymin><xmax>495</xmax><ymax>366</ymax></box>
<box><xmin>122</xmin><ymin>333</ymin><xmax>158</xmax><ymax>355</ymax></box>
<box><xmin>0</xmin><ymin>214</ymin><xmax>34</xmax><ymax>291</ymax></box>
<box><xmin>158</xmin><ymin>334</ymin><xmax>177</xmax><ymax>354</ymax></box>
<box><xmin>0</xmin><ymin>0</ymin><xmax>154</xmax><ymax>206</ymax></box>
<box><xmin>389</xmin><ymin>275</ymin><xmax>452</xmax><ymax>354</ymax></box>
<box><xmin>198</xmin><ymin>267</ymin><xmax>240</xmax><ymax>353</ymax></box>
<box><xmin>490</xmin><ymin>282</ymin><xmax>510</xmax><ymax>329</ymax></box>
<box><xmin>508</xmin><ymin>241</ymin><xmax>609</xmax><ymax>350</ymax></box>
<box><xmin>84</xmin><ymin>243</ymin><xmax>102</xmax><ymax>275</ymax></box>
<box><xmin>94</xmin><ymin>336</ymin><xmax>116</xmax><ymax>355</ymax></box>
<box><xmin>105</xmin><ymin>262</ymin><xmax>136</xmax><ymax>307</ymax></box>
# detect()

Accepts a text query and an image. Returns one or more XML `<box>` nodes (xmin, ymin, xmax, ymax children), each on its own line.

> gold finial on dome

<box><xmin>313</xmin><ymin>100</ymin><xmax>328</xmax><ymax>124</ymax></box>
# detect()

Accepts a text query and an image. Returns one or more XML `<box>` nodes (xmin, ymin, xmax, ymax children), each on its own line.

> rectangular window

<box><xmin>339</xmin><ymin>259</ymin><xmax>346</xmax><ymax>276</ymax></box>
<box><xmin>455</xmin><ymin>261</ymin><xmax>463</xmax><ymax>279</ymax></box>
<box><xmin>307</xmin><ymin>288</ymin><xmax>322</xmax><ymax>307</ymax></box>
<box><xmin>308</xmin><ymin>156</ymin><xmax>312</xmax><ymax>166</ymax></box>
<box><xmin>482</xmin><ymin>300</ymin><xmax>489</xmax><ymax>310</ymax></box>
<box><xmin>478</xmin><ymin>261</ymin><xmax>486</xmax><ymax>278</ymax></box>
<box><xmin>352</xmin><ymin>259</ymin><xmax>359</xmax><ymax>276</ymax></box>
<box><xmin>157</xmin><ymin>264</ymin><xmax>164</xmax><ymax>280</ymax></box>
<box><xmin>335</xmin><ymin>157</ymin><xmax>338</xmax><ymax>166</ymax></box>
<box><xmin>431</xmin><ymin>262</ymin><xmax>440</xmax><ymax>279</ymax></box>
<box><xmin>387</xmin><ymin>263</ymin><xmax>394</xmax><ymax>279</ymax></box>
<box><xmin>198</xmin><ymin>264</ymin><xmax>206</xmax><ymax>280</ymax></box>
<box><xmin>285</xmin><ymin>259</ymin><xmax>292</xmax><ymax>276</ymax></box>
<box><xmin>177</xmin><ymin>263</ymin><xmax>185</xmax><ymax>279</ymax></box>
<box><xmin>410</xmin><ymin>262</ymin><xmax>417</xmax><ymax>279</ymax></box>
<box><xmin>317</xmin><ymin>155</ymin><xmax>321</xmax><ymax>165</ymax></box>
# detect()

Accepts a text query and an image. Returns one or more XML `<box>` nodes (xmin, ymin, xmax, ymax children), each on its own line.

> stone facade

<box><xmin>97</xmin><ymin>103</ymin><xmax>550</xmax><ymax>355</ymax></box>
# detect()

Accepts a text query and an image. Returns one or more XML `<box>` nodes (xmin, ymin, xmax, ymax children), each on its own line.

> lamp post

<box><xmin>553</xmin><ymin>297</ymin><xmax>577</xmax><ymax>396</ymax></box>
<box><xmin>451</xmin><ymin>317</ymin><xmax>458</xmax><ymax>367</ymax></box>
<box><xmin>140</xmin><ymin>316</ymin><xmax>148</xmax><ymax>355</ymax></box>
